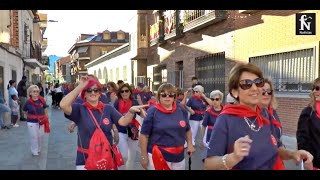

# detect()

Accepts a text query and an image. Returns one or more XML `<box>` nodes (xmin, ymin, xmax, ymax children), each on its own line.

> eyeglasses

<box><xmin>313</xmin><ymin>86</ymin><xmax>320</xmax><ymax>91</ymax></box>
<box><xmin>194</xmin><ymin>91</ymin><xmax>199</xmax><ymax>93</ymax></box>
<box><xmin>86</xmin><ymin>88</ymin><xmax>100</xmax><ymax>93</ymax></box>
<box><xmin>121</xmin><ymin>89</ymin><xmax>130</xmax><ymax>93</ymax></box>
<box><xmin>239</xmin><ymin>78</ymin><xmax>265</xmax><ymax>90</ymax></box>
<box><xmin>160</xmin><ymin>92</ymin><xmax>176</xmax><ymax>98</ymax></box>
<box><xmin>262</xmin><ymin>89</ymin><xmax>273</xmax><ymax>96</ymax></box>
<box><xmin>210</xmin><ymin>98</ymin><xmax>220</xmax><ymax>101</ymax></box>
<box><xmin>32</xmin><ymin>90</ymin><xmax>39</xmax><ymax>93</ymax></box>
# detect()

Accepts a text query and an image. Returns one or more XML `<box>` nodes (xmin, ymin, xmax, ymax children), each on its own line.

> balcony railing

<box><xmin>163</xmin><ymin>10</ymin><xmax>177</xmax><ymax>40</ymax></box>
<box><xmin>182</xmin><ymin>10</ymin><xmax>227</xmax><ymax>33</ymax></box>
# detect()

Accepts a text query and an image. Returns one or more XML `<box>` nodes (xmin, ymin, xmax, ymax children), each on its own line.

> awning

<box><xmin>77</xmin><ymin>46</ymin><xmax>88</xmax><ymax>53</ymax></box>
<box><xmin>24</xmin><ymin>58</ymin><xmax>49</xmax><ymax>71</ymax></box>
<box><xmin>24</xmin><ymin>58</ymin><xmax>42</xmax><ymax>68</ymax></box>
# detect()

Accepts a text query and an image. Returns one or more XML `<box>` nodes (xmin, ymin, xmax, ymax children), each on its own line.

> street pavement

<box><xmin>0</xmin><ymin>96</ymin><xmax>302</xmax><ymax>170</ymax></box>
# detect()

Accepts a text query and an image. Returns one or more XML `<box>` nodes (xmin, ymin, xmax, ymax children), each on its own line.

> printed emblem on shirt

<box><xmin>179</xmin><ymin>120</ymin><xmax>186</xmax><ymax>127</ymax></box>
<box><xmin>103</xmin><ymin>118</ymin><xmax>110</xmax><ymax>125</ymax></box>
<box><xmin>270</xmin><ymin>134</ymin><xmax>277</xmax><ymax>146</ymax></box>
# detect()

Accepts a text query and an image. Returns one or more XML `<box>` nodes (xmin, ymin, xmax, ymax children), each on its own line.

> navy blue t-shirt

<box><xmin>64</xmin><ymin>103</ymin><xmax>122</xmax><ymax>166</ymax></box>
<box><xmin>23</xmin><ymin>99</ymin><xmax>48</xmax><ymax>123</ymax></box>
<box><xmin>140</xmin><ymin>106</ymin><xmax>190</xmax><ymax>162</ymax></box>
<box><xmin>186</xmin><ymin>97</ymin><xmax>207</xmax><ymax>121</ymax></box>
<box><xmin>74</xmin><ymin>93</ymin><xmax>110</xmax><ymax>104</ymax></box>
<box><xmin>261</xmin><ymin>108</ymin><xmax>282</xmax><ymax>145</ymax></box>
<box><xmin>113</xmin><ymin>99</ymin><xmax>139</xmax><ymax>134</ymax></box>
<box><xmin>207</xmin><ymin>114</ymin><xmax>281</xmax><ymax>170</ymax></box>
<box><xmin>202</xmin><ymin>108</ymin><xmax>221</xmax><ymax>143</ymax></box>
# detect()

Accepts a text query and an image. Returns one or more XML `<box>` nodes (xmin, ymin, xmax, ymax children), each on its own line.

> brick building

<box><xmin>148</xmin><ymin>10</ymin><xmax>320</xmax><ymax>136</ymax></box>
<box><xmin>68</xmin><ymin>30</ymin><xmax>129</xmax><ymax>82</ymax></box>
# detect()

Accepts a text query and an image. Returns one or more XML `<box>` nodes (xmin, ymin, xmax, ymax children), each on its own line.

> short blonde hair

<box><xmin>27</xmin><ymin>85</ymin><xmax>39</xmax><ymax>97</ymax></box>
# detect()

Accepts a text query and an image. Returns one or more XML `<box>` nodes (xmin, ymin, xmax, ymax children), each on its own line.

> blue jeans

<box><xmin>0</xmin><ymin>103</ymin><xmax>11</xmax><ymax>127</ymax></box>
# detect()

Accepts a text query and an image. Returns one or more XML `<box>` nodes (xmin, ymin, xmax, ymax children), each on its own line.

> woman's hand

<box><xmin>187</xmin><ymin>144</ymin><xmax>196</xmax><ymax>157</ymax></box>
<box><xmin>68</xmin><ymin>122</ymin><xmax>77</xmax><ymax>133</ymax></box>
<box><xmin>129</xmin><ymin>105</ymin><xmax>149</xmax><ymax>118</ymax></box>
<box><xmin>140</xmin><ymin>155</ymin><xmax>149</xmax><ymax>170</ymax></box>
<box><xmin>291</xmin><ymin>150</ymin><xmax>313</xmax><ymax>170</ymax></box>
<box><xmin>233</xmin><ymin>135</ymin><xmax>252</xmax><ymax>161</ymax></box>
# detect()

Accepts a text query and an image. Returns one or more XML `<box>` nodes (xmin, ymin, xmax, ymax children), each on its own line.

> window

<box><xmin>24</xmin><ymin>23</ymin><xmax>29</xmax><ymax>42</ymax></box>
<box><xmin>117</xmin><ymin>32</ymin><xmax>125</xmax><ymax>40</ymax></box>
<box><xmin>11</xmin><ymin>70</ymin><xmax>17</xmax><ymax>82</ymax></box>
<box><xmin>94</xmin><ymin>70</ymin><xmax>97</xmax><ymax>77</ymax></box>
<box><xmin>161</xmin><ymin>69</ymin><xmax>167</xmax><ymax>83</ymax></box>
<box><xmin>110</xmin><ymin>69</ymin><xmax>113</xmax><ymax>81</ymax></box>
<box><xmin>98</xmin><ymin>69</ymin><xmax>102</xmax><ymax>79</ymax></box>
<box><xmin>249</xmin><ymin>48</ymin><xmax>315</xmax><ymax>93</ymax></box>
<box><xmin>123</xmin><ymin>66</ymin><xmax>127</xmax><ymax>81</ymax></box>
<box><xmin>95</xmin><ymin>36</ymin><xmax>102</xmax><ymax>42</ymax></box>
<box><xmin>116</xmin><ymin>68</ymin><xmax>119</xmax><ymax>80</ymax></box>
<box><xmin>103</xmin><ymin>33</ymin><xmax>110</xmax><ymax>40</ymax></box>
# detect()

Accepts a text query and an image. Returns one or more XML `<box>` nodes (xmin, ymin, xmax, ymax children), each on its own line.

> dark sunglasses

<box><xmin>313</xmin><ymin>86</ymin><xmax>320</xmax><ymax>91</ymax></box>
<box><xmin>86</xmin><ymin>88</ymin><xmax>100</xmax><ymax>93</ymax></box>
<box><xmin>160</xmin><ymin>92</ymin><xmax>176</xmax><ymax>98</ymax></box>
<box><xmin>262</xmin><ymin>89</ymin><xmax>273</xmax><ymax>96</ymax></box>
<box><xmin>121</xmin><ymin>89</ymin><xmax>130</xmax><ymax>93</ymax></box>
<box><xmin>239</xmin><ymin>78</ymin><xmax>265</xmax><ymax>90</ymax></box>
<box><xmin>210</xmin><ymin>98</ymin><xmax>220</xmax><ymax>101</ymax></box>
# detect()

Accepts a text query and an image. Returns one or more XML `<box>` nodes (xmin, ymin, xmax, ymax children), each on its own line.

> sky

<box><xmin>38</xmin><ymin>10</ymin><xmax>136</xmax><ymax>57</ymax></box>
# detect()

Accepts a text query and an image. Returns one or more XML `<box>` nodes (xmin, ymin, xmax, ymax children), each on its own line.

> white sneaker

<box><xmin>32</xmin><ymin>153</ymin><xmax>39</xmax><ymax>156</ymax></box>
<box><xmin>13</xmin><ymin>124</ymin><xmax>19</xmax><ymax>127</ymax></box>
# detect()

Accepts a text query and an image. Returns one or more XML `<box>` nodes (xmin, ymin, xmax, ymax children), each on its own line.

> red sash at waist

<box><xmin>152</xmin><ymin>145</ymin><xmax>184</xmax><ymax>170</ymax></box>
<box><xmin>27</xmin><ymin>114</ymin><xmax>50</xmax><ymax>133</ymax></box>
<box><xmin>207</xmin><ymin>125</ymin><xmax>214</xmax><ymax>129</ymax></box>
<box><xmin>194</xmin><ymin>110</ymin><xmax>205</xmax><ymax>115</ymax></box>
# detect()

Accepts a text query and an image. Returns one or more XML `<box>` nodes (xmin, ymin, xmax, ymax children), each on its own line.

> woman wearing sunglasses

<box><xmin>60</xmin><ymin>76</ymin><xmax>147</xmax><ymax>170</ymax></box>
<box><xmin>23</xmin><ymin>85</ymin><xmax>50</xmax><ymax>156</ymax></box>
<box><xmin>297</xmin><ymin>77</ymin><xmax>320</xmax><ymax>170</ymax></box>
<box><xmin>200</xmin><ymin>90</ymin><xmax>224</xmax><ymax>158</ymax></box>
<box><xmin>139</xmin><ymin>83</ymin><xmax>195</xmax><ymax>170</ymax></box>
<box><xmin>113</xmin><ymin>83</ymin><xmax>141</xmax><ymax>170</ymax></box>
<box><xmin>204</xmin><ymin>63</ymin><xmax>313</xmax><ymax>170</ymax></box>
<box><xmin>185</xmin><ymin>85</ymin><xmax>208</xmax><ymax>146</ymax></box>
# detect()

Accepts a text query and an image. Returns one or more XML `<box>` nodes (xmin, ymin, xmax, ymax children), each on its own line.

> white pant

<box><xmin>76</xmin><ymin>165</ymin><xmax>86</xmax><ymax>170</ymax></box>
<box><xmin>117</xmin><ymin>132</ymin><xmax>139</xmax><ymax>170</ymax></box>
<box><xmin>189</xmin><ymin>120</ymin><xmax>203</xmax><ymax>146</ymax></box>
<box><xmin>147</xmin><ymin>153</ymin><xmax>185</xmax><ymax>170</ymax></box>
<box><xmin>27</xmin><ymin>122</ymin><xmax>44</xmax><ymax>155</ymax></box>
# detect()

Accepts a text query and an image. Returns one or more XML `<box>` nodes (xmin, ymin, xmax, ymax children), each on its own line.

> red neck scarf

<box><xmin>267</xmin><ymin>106</ymin><xmax>282</xmax><ymax>128</ymax></box>
<box><xmin>28</xmin><ymin>97</ymin><xmax>45</xmax><ymax>107</ymax></box>
<box><xmin>192</xmin><ymin>95</ymin><xmax>202</xmax><ymax>100</ymax></box>
<box><xmin>83</xmin><ymin>101</ymin><xmax>105</xmax><ymax>113</ymax></box>
<box><xmin>155</xmin><ymin>102</ymin><xmax>177</xmax><ymax>114</ymax></box>
<box><xmin>221</xmin><ymin>104</ymin><xmax>270</xmax><ymax>127</ymax></box>
<box><xmin>207</xmin><ymin>105</ymin><xmax>223</xmax><ymax>117</ymax></box>
<box><xmin>118</xmin><ymin>99</ymin><xmax>132</xmax><ymax>114</ymax></box>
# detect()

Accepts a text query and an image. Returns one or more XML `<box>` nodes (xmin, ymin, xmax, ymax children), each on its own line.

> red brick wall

<box><xmin>277</xmin><ymin>97</ymin><xmax>310</xmax><ymax>136</ymax></box>
<box><xmin>10</xmin><ymin>10</ymin><xmax>19</xmax><ymax>48</ymax></box>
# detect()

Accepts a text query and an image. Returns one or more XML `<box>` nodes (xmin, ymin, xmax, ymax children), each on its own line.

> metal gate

<box><xmin>195</xmin><ymin>52</ymin><xmax>225</xmax><ymax>96</ymax></box>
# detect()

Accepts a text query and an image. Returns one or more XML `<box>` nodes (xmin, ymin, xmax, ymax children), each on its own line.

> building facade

<box><xmin>0</xmin><ymin>10</ymin><xmax>48</xmax><ymax>103</ymax></box>
<box><xmin>68</xmin><ymin>30</ymin><xmax>129</xmax><ymax>82</ymax></box>
<box><xmin>148</xmin><ymin>10</ymin><xmax>320</xmax><ymax>136</ymax></box>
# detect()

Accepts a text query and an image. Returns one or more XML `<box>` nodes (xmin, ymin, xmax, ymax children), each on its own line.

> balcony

<box><xmin>182</xmin><ymin>10</ymin><xmax>227</xmax><ymax>33</ymax></box>
<box><xmin>163</xmin><ymin>10</ymin><xmax>178</xmax><ymax>41</ymax></box>
<box><xmin>150</xmin><ymin>22</ymin><xmax>160</xmax><ymax>46</ymax></box>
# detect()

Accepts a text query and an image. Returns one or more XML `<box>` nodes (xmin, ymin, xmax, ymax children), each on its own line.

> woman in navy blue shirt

<box><xmin>140</xmin><ymin>83</ymin><xmax>195</xmax><ymax>170</ymax></box>
<box><xmin>113</xmin><ymin>83</ymin><xmax>140</xmax><ymax>170</ymax></box>
<box><xmin>204</xmin><ymin>63</ymin><xmax>313</xmax><ymax>170</ymax></box>
<box><xmin>60</xmin><ymin>76</ymin><xmax>147</xmax><ymax>170</ymax></box>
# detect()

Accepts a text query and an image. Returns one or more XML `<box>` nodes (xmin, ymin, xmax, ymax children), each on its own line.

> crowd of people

<box><xmin>2</xmin><ymin>61</ymin><xmax>320</xmax><ymax>170</ymax></box>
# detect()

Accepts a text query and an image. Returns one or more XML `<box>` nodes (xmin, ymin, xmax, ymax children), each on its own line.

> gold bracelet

<box><xmin>222</xmin><ymin>154</ymin><xmax>230</xmax><ymax>170</ymax></box>
<box><xmin>141</xmin><ymin>156</ymin><xmax>147</xmax><ymax>160</ymax></box>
